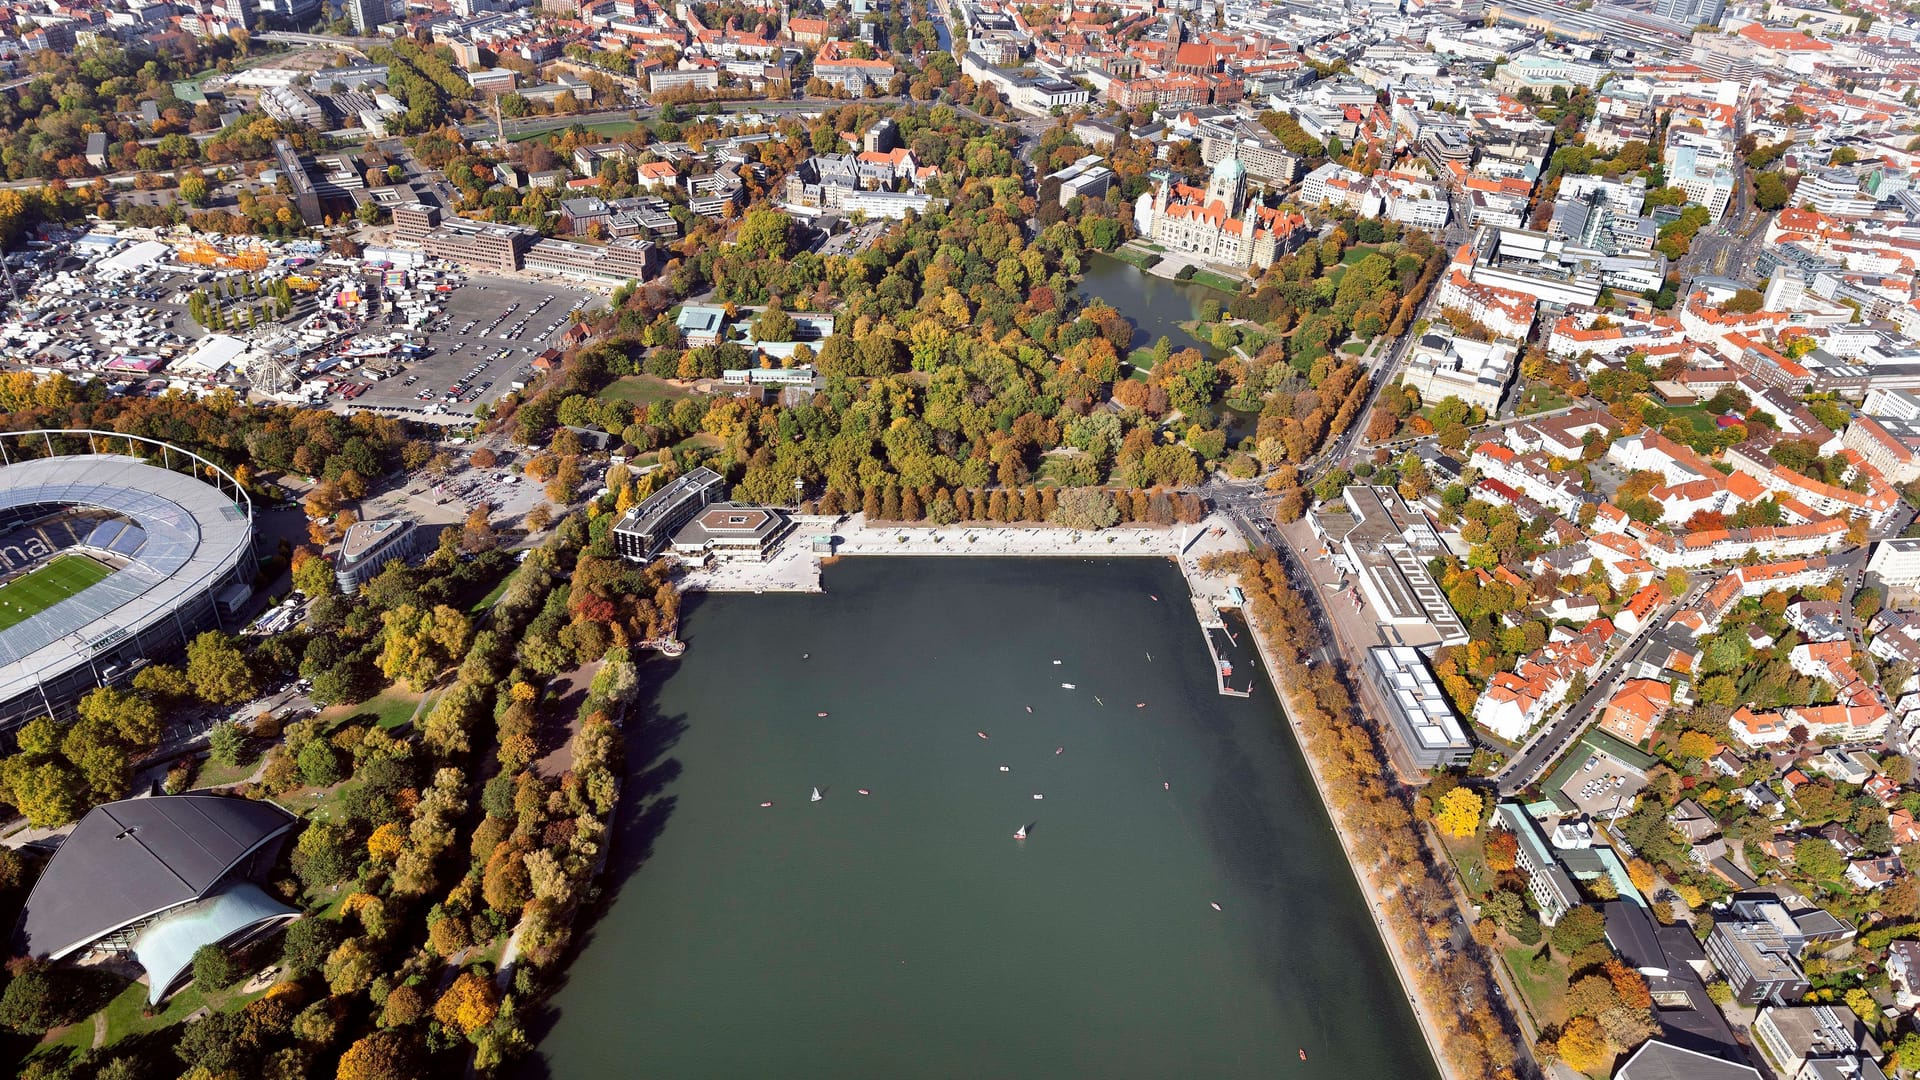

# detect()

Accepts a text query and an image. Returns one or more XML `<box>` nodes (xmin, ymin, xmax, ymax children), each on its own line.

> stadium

<box><xmin>0</xmin><ymin>431</ymin><xmax>256</xmax><ymax>736</ymax></box>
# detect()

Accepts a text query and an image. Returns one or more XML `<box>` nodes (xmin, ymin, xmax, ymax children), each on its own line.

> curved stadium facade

<box><xmin>0</xmin><ymin>433</ymin><xmax>255</xmax><ymax>734</ymax></box>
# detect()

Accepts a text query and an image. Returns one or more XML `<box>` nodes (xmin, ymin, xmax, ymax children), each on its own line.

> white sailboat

<box><xmin>810</xmin><ymin>787</ymin><xmax>822</xmax><ymax>802</ymax></box>
<box><xmin>1013</xmin><ymin>825</ymin><xmax>1027</xmax><ymax>840</ymax></box>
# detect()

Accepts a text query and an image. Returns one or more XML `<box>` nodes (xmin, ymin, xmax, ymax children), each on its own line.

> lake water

<box><xmin>1077</xmin><ymin>253</ymin><xmax>1234</xmax><ymax>359</ymax></box>
<box><xmin>524</xmin><ymin>558</ymin><xmax>1436</xmax><ymax>1080</ymax></box>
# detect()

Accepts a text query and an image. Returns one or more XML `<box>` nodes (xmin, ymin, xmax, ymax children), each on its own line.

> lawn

<box><xmin>598</xmin><ymin>375</ymin><xmax>688</xmax><ymax>406</ymax></box>
<box><xmin>470</xmin><ymin>566</ymin><xmax>521</xmax><ymax>616</ymax></box>
<box><xmin>1340</xmin><ymin>243</ymin><xmax>1386</xmax><ymax>265</ymax></box>
<box><xmin>38</xmin><ymin>972</ymin><xmax>273</xmax><ymax>1058</ymax></box>
<box><xmin>1515</xmin><ymin>383</ymin><xmax>1574</xmax><ymax>416</ymax></box>
<box><xmin>1502</xmin><ymin>943</ymin><xmax>1569</xmax><ymax>1028</ymax></box>
<box><xmin>1111</xmin><ymin>246</ymin><xmax>1162</xmax><ymax>270</ymax></box>
<box><xmin>509</xmin><ymin>119</ymin><xmax>644</xmax><ymax>143</ymax></box>
<box><xmin>1340</xmin><ymin>340</ymin><xmax>1369</xmax><ymax>356</ymax></box>
<box><xmin>321</xmin><ymin>685</ymin><xmax>426</xmax><ymax>733</ymax></box>
<box><xmin>190</xmin><ymin>757</ymin><xmax>258</xmax><ymax>791</ymax></box>
<box><xmin>1658</xmin><ymin>403</ymin><xmax>1722</xmax><ymax>439</ymax></box>
<box><xmin>1126</xmin><ymin>347</ymin><xmax>1159</xmax><ymax>371</ymax></box>
<box><xmin>1185</xmin><ymin>268</ymin><xmax>1243</xmax><ymax>294</ymax></box>
<box><xmin>1439</xmin><ymin>829</ymin><xmax>1495</xmax><ymax>901</ymax></box>
<box><xmin>0</xmin><ymin>554</ymin><xmax>113</xmax><ymax>631</ymax></box>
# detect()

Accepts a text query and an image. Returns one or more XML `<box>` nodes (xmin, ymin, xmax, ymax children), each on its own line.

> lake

<box><xmin>1077</xmin><ymin>252</ymin><xmax>1235</xmax><ymax>360</ymax></box>
<box><xmin>524</xmin><ymin>558</ymin><xmax>1436</xmax><ymax>1080</ymax></box>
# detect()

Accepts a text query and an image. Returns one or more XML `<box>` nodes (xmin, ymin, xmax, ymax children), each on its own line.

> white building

<box><xmin>1399</xmin><ymin>328</ymin><xmax>1517</xmax><ymax>413</ymax></box>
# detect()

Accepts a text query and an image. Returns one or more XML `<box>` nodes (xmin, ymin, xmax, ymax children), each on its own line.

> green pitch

<box><xmin>0</xmin><ymin>554</ymin><xmax>114</xmax><ymax>632</ymax></box>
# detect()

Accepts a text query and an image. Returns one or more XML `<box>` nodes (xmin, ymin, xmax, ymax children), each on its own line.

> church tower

<box><xmin>1205</xmin><ymin>152</ymin><xmax>1246</xmax><ymax>214</ymax></box>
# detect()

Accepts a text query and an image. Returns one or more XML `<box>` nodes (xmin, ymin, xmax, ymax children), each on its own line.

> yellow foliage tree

<box><xmin>434</xmin><ymin>971</ymin><xmax>500</xmax><ymax>1037</ymax></box>
<box><xmin>1555</xmin><ymin>1015</ymin><xmax>1610</xmax><ymax>1073</ymax></box>
<box><xmin>1626</xmin><ymin>858</ymin><xmax>1657</xmax><ymax>893</ymax></box>
<box><xmin>1675</xmin><ymin>731</ymin><xmax>1718</xmax><ymax>759</ymax></box>
<box><xmin>1433</xmin><ymin>787</ymin><xmax>1485</xmax><ymax>839</ymax></box>
<box><xmin>368</xmin><ymin>822</ymin><xmax>405</xmax><ymax>864</ymax></box>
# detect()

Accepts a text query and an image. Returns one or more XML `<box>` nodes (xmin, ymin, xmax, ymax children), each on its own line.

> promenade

<box><xmin>1226</xmin><ymin>549</ymin><xmax>1460</xmax><ymax>1080</ymax></box>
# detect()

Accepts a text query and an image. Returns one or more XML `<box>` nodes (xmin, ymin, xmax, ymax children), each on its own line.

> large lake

<box><xmin>524</xmin><ymin>558</ymin><xmax>1437</xmax><ymax>1080</ymax></box>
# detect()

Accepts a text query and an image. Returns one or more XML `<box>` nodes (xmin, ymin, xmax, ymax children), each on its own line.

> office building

<box><xmin>1367</xmin><ymin>646</ymin><xmax>1473</xmax><ymax>768</ymax></box>
<box><xmin>335</xmin><ymin>519</ymin><xmax>420</xmax><ymax>595</ymax></box>
<box><xmin>613</xmin><ymin>467</ymin><xmax>725</xmax><ymax>562</ymax></box>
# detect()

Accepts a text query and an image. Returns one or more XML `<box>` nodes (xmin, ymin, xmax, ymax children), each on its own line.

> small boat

<box><xmin>1055</xmin><ymin>747</ymin><xmax>1063</xmax><ymax>755</ymax></box>
<box><xmin>1150</xmin><ymin>594</ymin><xmax>1159</xmax><ymax>601</ymax></box>
<box><xmin>1163</xmin><ymin>782</ymin><xmax>1170</xmax><ymax>791</ymax></box>
<box><xmin>1298</xmin><ymin>1049</ymin><xmax>1307</xmax><ymax>1061</ymax></box>
<box><xmin>1146</xmin><ymin>653</ymin><xmax>1152</xmax><ymax>661</ymax></box>
<box><xmin>998</xmin><ymin>765</ymin><xmax>1010</xmax><ymax>772</ymax></box>
<box><xmin>816</xmin><ymin>712</ymin><xmax>829</xmax><ymax>717</ymax></box>
<box><xmin>977</xmin><ymin>731</ymin><xmax>989</xmax><ymax>739</ymax></box>
<box><xmin>1094</xmin><ymin>696</ymin><xmax>1104</xmax><ymax>706</ymax></box>
<box><xmin>1032</xmin><ymin>794</ymin><xmax>1043</xmax><ymax>800</ymax></box>
<box><xmin>1025</xmin><ymin>706</ymin><xmax>1032</xmax><ymax>713</ymax></box>
<box><xmin>1210</xmin><ymin>902</ymin><xmax>1222</xmax><ymax>912</ymax></box>
<box><xmin>1061</xmin><ymin>682</ymin><xmax>1076</xmax><ymax>689</ymax></box>
<box><xmin>1052</xmin><ymin>659</ymin><xmax>1062</xmax><ymax>665</ymax></box>
<box><xmin>1014</xmin><ymin>826</ymin><xmax>1027</xmax><ymax>840</ymax></box>
<box><xmin>810</xmin><ymin>787</ymin><xmax>823</xmax><ymax>802</ymax></box>
<box><xmin>802</xmin><ymin>653</ymin><xmax>809</xmax><ymax>659</ymax></box>
<box><xmin>1136</xmin><ymin>702</ymin><xmax>1146</xmax><ymax>708</ymax></box>
<box><xmin>759</xmin><ymin>801</ymin><xmax>774</xmax><ymax>808</ymax></box>
<box><xmin>857</xmin><ymin>789</ymin><xmax>871</xmax><ymax>796</ymax></box>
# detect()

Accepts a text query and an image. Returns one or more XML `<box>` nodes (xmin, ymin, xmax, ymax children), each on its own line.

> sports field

<box><xmin>0</xmin><ymin>554</ymin><xmax>113</xmax><ymax>632</ymax></box>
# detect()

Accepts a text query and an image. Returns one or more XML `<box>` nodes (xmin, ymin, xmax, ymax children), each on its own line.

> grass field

<box><xmin>599</xmin><ymin>374</ymin><xmax>689</xmax><ymax>406</ymax></box>
<box><xmin>0</xmin><ymin>554</ymin><xmax>113</xmax><ymax>632</ymax></box>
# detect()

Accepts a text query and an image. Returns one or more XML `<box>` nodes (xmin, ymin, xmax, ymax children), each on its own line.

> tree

<box><xmin>192</xmin><ymin>943</ymin><xmax>240</xmax><ymax>992</ymax></box>
<box><xmin>0</xmin><ymin>963</ymin><xmax>70</xmax><ymax>1033</ymax></box>
<box><xmin>1485</xmin><ymin>829</ymin><xmax>1519</xmax><ymax>872</ymax></box>
<box><xmin>470</xmin><ymin>448</ymin><xmax>498</xmax><ymax>469</ymax></box>
<box><xmin>1434</xmin><ymin>787</ymin><xmax>1484</xmax><ymax>838</ymax></box>
<box><xmin>434</xmin><ymin>971</ymin><xmax>501</xmax><ymax>1037</ymax></box>
<box><xmin>179</xmin><ymin>173</ymin><xmax>209</xmax><ymax>207</ymax></box>
<box><xmin>1550</xmin><ymin>905</ymin><xmax>1607</xmax><ymax>954</ymax></box>
<box><xmin>186</xmin><ymin>630</ymin><xmax>259</xmax><ymax>705</ymax></box>
<box><xmin>1052</xmin><ymin>487</ymin><xmax>1118</xmax><ymax>530</ymax></box>
<box><xmin>281</xmin><ymin>917</ymin><xmax>344</xmax><ymax>977</ymax></box>
<box><xmin>292</xmin><ymin>549</ymin><xmax>335</xmax><ymax>597</ymax></box>
<box><xmin>209</xmin><ymin>721</ymin><xmax>249</xmax><ymax>767</ymax></box>
<box><xmin>336</xmin><ymin>1030</ymin><xmax>416</xmax><ymax>1080</ymax></box>
<box><xmin>1754</xmin><ymin>171</ymin><xmax>1790</xmax><ymax>211</ymax></box>
<box><xmin>292</xmin><ymin>820</ymin><xmax>355</xmax><ymax>888</ymax></box>
<box><xmin>1555</xmin><ymin>1015</ymin><xmax>1609</xmax><ymax>1073</ymax></box>
<box><xmin>1675</xmin><ymin>731</ymin><xmax>1717</xmax><ymax>759</ymax></box>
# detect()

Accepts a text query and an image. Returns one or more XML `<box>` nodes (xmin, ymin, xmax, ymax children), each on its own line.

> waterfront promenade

<box><xmin>676</xmin><ymin>513</ymin><xmax>1453</xmax><ymax>1078</ymax></box>
<box><xmin>1226</xmin><ymin>546</ymin><xmax>1461</xmax><ymax>1080</ymax></box>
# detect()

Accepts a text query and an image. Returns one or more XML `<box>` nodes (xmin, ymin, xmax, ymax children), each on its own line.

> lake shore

<box><xmin>1226</xmin><ymin>553</ymin><xmax>1460</xmax><ymax>1080</ymax></box>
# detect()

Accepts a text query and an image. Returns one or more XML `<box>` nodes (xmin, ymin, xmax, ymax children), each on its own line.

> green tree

<box><xmin>735</xmin><ymin>208</ymin><xmax>792</xmax><ymax>260</ymax></box>
<box><xmin>209</xmin><ymin>721</ymin><xmax>249</xmax><ymax>768</ymax></box>
<box><xmin>1550</xmin><ymin>905</ymin><xmax>1607</xmax><ymax>954</ymax></box>
<box><xmin>186</xmin><ymin>630</ymin><xmax>259</xmax><ymax>705</ymax></box>
<box><xmin>281</xmin><ymin>917</ymin><xmax>344</xmax><ymax>977</ymax></box>
<box><xmin>192</xmin><ymin>943</ymin><xmax>240</xmax><ymax>992</ymax></box>
<box><xmin>178</xmin><ymin>173</ymin><xmax>210</xmax><ymax>207</ymax></box>
<box><xmin>1754</xmin><ymin>171</ymin><xmax>1790</xmax><ymax>211</ymax></box>
<box><xmin>0</xmin><ymin>964</ymin><xmax>70</xmax><ymax>1033</ymax></box>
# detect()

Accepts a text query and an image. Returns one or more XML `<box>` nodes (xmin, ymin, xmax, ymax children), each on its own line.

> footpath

<box><xmin>1221</xmin><ymin>549</ymin><xmax>1461</xmax><ymax>1080</ymax></box>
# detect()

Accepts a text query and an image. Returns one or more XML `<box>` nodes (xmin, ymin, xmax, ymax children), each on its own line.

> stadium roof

<box><xmin>16</xmin><ymin>795</ymin><xmax>297</xmax><ymax>961</ymax></box>
<box><xmin>131</xmin><ymin>881</ymin><xmax>299</xmax><ymax>1004</ymax></box>
<box><xmin>0</xmin><ymin>453</ymin><xmax>253</xmax><ymax>709</ymax></box>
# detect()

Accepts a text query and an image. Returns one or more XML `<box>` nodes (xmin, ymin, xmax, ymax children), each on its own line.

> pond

<box><xmin>1077</xmin><ymin>253</ymin><xmax>1236</xmax><ymax>364</ymax></box>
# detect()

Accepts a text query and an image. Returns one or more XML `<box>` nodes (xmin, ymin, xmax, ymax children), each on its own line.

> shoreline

<box><xmin>1225</xmin><ymin>558</ymin><xmax>1460</xmax><ymax>1080</ymax></box>
<box><xmin>671</xmin><ymin>520</ymin><xmax>1454</xmax><ymax>1076</ymax></box>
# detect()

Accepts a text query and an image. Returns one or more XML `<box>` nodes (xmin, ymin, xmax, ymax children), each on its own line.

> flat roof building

<box><xmin>1367</xmin><ymin>646</ymin><xmax>1473</xmax><ymax>768</ymax></box>
<box><xmin>335</xmin><ymin>518</ymin><xmax>420</xmax><ymax>595</ymax></box>
<box><xmin>670</xmin><ymin>503</ymin><xmax>793</xmax><ymax>563</ymax></box>
<box><xmin>613</xmin><ymin>467</ymin><xmax>724</xmax><ymax>562</ymax></box>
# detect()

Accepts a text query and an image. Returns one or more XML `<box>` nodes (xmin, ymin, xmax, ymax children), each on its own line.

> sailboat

<box><xmin>810</xmin><ymin>787</ymin><xmax>823</xmax><ymax>802</ymax></box>
<box><xmin>1013</xmin><ymin>825</ymin><xmax>1028</xmax><ymax>840</ymax></box>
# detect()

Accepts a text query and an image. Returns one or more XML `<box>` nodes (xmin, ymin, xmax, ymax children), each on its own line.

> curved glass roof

<box><xmin>131</xmin><ymin>881</ymin><xmax>299</xmax><ymax>1005</ymax></box>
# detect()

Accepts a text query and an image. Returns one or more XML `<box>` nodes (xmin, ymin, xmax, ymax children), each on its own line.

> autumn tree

<box><xmin>1484</xmin><ymin>829</ymin><xmax>1519</xmax><ymax>872</ymax></box>
<box><xmin>336</xmin><ymin>1030</ymin><xmax>417</xmax><ymax>1080</ymax></box>
<box><xmin>186</xmin><ymin>630</ymin><xmax>260</xmax><ymax>705</ymax></box>
<box><xmin>1555</xmin><ymin>1016</ymin><xmax>1609</xmax><ymax>1073</ymax></box>
<box><xmin>377</xmin><ymin>604</ymin><xmax>474</xmax><ymax>689</ymax></box>
<box><xmin>434</xmin><ymin>971</ymin><xmax>501</xmax><ymax>1037</ymax></box>
<box><xmin>1433</xmin><ymin>786</ymin><xmax>1484</xmax><ymax>838</ymax></box>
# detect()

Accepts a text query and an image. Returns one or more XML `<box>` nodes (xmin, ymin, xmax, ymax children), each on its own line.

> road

<box><xmin>1491</xmin><ymin>583</ymin><xmax>1702</xmax><ymax>795</ymax></box>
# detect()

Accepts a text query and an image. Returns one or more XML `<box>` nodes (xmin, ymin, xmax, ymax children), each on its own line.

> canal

<box><xmin>1077</xmin><ymin>252</ymin><xmax>1236</xmax><ymax>360</ymax></box>
<box><xmin>524</xmin><ymin>558</ymin><xmax>1437</xmax><ymax>1080</ymax></box>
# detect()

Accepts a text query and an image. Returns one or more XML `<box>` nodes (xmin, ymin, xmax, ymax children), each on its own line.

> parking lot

<box><xmin>1556</xmin><ymin>748</ymin><xmax>1648</xmax><ymax>820</ymax></box>
<box><xmin>352</xmin><ymin>275</ymin><xmax>596</xmax><ymax>415</ymax></box>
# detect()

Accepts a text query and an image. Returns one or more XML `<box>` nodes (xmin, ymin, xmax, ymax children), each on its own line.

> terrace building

<box><xmin>335</xmin><ymin>518</ymin><xmax>420</xmax><ymax>595</ymax></box>
<box><xmin>612</xmin><ymin>467</ymin><xmax>725</xmax><ymax>562</ymax></box>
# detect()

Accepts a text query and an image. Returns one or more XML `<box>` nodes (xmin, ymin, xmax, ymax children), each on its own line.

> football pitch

<box><xmin>0</xmin><ymin>554</ymin><xmax>114</xmax><ymax>632</ymax></box>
